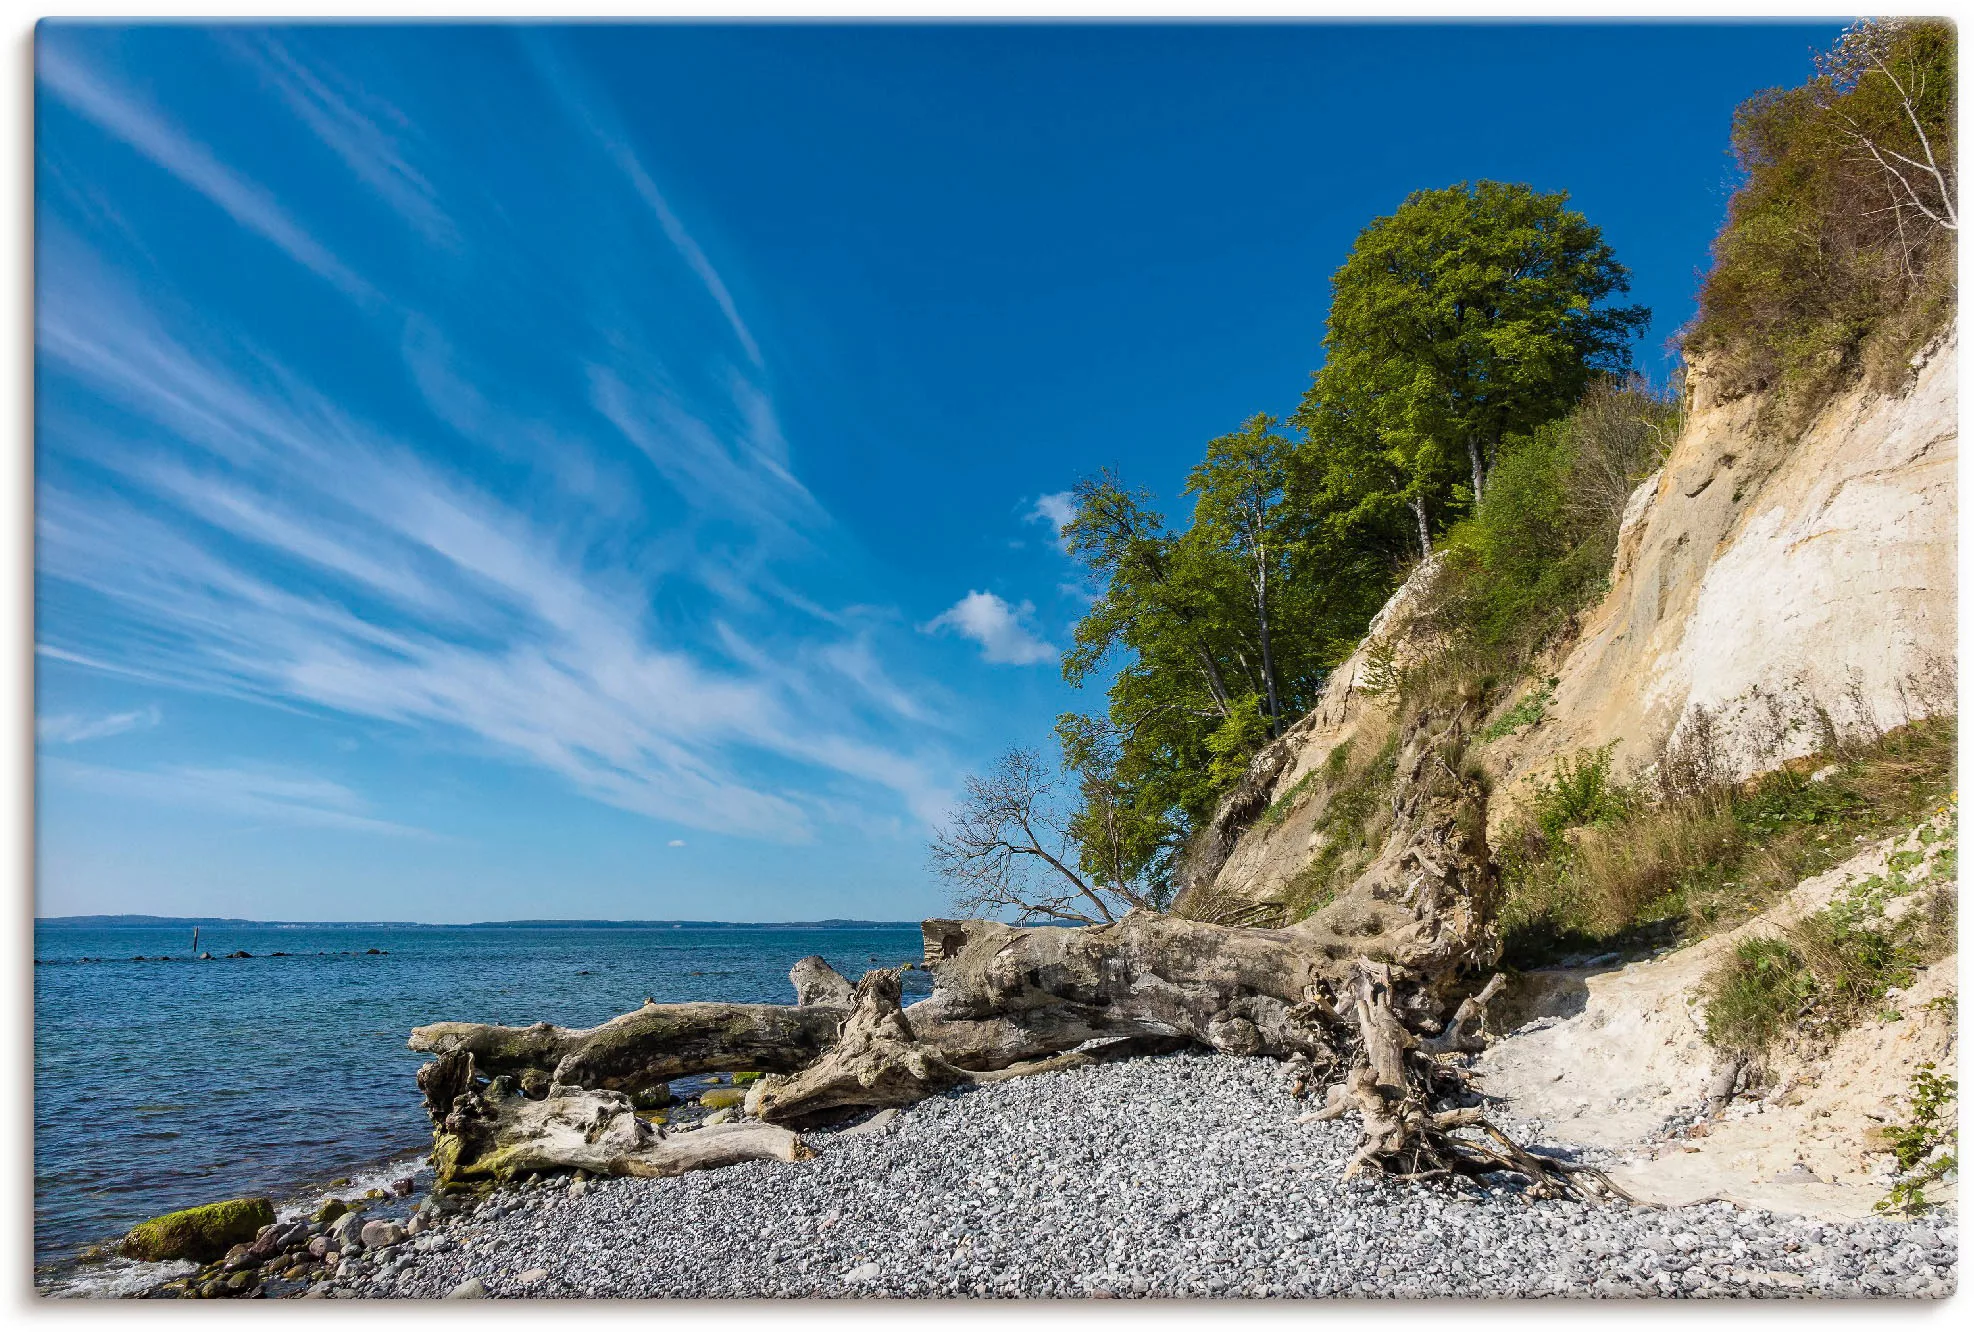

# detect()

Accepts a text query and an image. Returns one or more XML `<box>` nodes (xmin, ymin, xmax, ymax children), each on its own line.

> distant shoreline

<box><xmin>34</xmin><ymin>916</ymin><xmax>925</xmax><ymax>931</ymax></box>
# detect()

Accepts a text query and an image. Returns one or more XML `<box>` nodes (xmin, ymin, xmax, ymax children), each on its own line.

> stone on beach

<box><xmin>354</xmin><ymin>1055</ymin><xmax>1959</xmax><ymax>1300</ymax></box>
<box><xmin>118</xmin><ymin>1197</ymin><xmax>276</xmax><ymax>1263</ymax></box>
<box><xmin>360</xmin><ymin>1220</ymin><xmax>406</xmax><ymax>1250</ymax></box>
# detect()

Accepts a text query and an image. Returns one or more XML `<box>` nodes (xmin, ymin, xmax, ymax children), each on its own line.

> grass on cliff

<box><xmin>1700</xmin><ymin>812</ymin><xmax>1956</xmax><ymax>1065</ymax></box>
<box><xmin>1496</xmin><ymin>712</ymin><xmax>1957</xmax><ymax>969</ymax></box>
<box><xmin>1278</xmin><ymin>731</ymin><xmax>1401</xmax><ymax>921</ymax></box>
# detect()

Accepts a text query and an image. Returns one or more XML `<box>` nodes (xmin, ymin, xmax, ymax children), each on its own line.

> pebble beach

<box><xmin>275</xmin><ymin>1053</ymin><xmax>1957</xmax><ymax>1300</ymax></box>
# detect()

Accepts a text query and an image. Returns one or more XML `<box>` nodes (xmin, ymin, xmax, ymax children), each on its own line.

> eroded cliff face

<box><xmin>1484</xmin><ymin>326</ymin><xmax>1957</xmax><ymax>818</ymax></box>
<box><xmin>1187</xmin><ymin>325</ymin><xmax>1957</xmax><ymax>912</ymax></box>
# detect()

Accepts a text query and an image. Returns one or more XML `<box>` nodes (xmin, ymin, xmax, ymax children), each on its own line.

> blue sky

<box><xmin>35</xmin><ymin>21</ymin><xmax>1843</xmax><ymax>923</ymax></box>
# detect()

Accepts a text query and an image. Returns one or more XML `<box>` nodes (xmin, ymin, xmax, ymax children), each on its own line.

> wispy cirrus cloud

<box><xmin>38</xmin><ymin>705</ymin><xmax>162</xmax><ymax>745</ymax></box>
<box><xmin>34</xmin><ymin>33</ymin><xmax>956</xmax><ymax>843</ymax></box>
<box><xmin>223</xmin><ymin>31</ymin><xmax>454</xmax><ymax>245</ymax></box>
<box><xmin>524</xmin><ymin>33</ymin><xmax>763</xmax><ymax>368</ymax></box>
<box><xmin>922</xmin><ymin>591</ymin><xmax>1055</xmax><ymax>667</ymax></box>
<box><xmin>36</xmin><ymin>43</ymin><xmax>378</xmax><ymax>305</ymax></box>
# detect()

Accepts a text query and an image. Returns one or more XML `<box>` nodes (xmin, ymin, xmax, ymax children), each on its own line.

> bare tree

<box><xmin>927</xmin><ymin>746</ymin><xmax>1155</xmax><ymax>925</ymax></box>
<box><xmin>1817</xmin><ymin>20</ymin><xmax>1957</xmax><ymax>286</ymax></box>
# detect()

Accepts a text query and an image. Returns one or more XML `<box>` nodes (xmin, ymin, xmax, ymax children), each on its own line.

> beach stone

<box><xmin>517</xmin><ymin>1267</ymin><xmax>549</xmax><ymax>1285</ymax></box>
<box><xmin>844</xmin><ymin>1262</ymin><xmax>881</xmax><ymax>1284</ymax></box>
<box><xmin>445</xmin><ymin>1277</ymin><xmax>489</xmax><ymax>1299</ymax></box>
<box><xmin>119</xmin><ymin>1197</ymin><xmax>276</xmax><ymax>1263</ymax></box>
<box><xmin>307</xmin><ymin>1236</ymin><xmax>330</xmax><ymax>1259</ymax></box>
<box><xmin>327</xmin><ymin>1213</ymin><xmax>365</xmax><ymax>1250</ymax></box>
<box><xmin>312</xmin><ymin>1199</ymin><xmax>348</xmax><ymax>1225</ymax></box>
<box><xmin>390</xmin><ymin>1177</ymin><xmax>415</xmax><ymax>1196</ymax></box>
<box><xmin>360</xmin><ymin>1221</ymin><xmax>406</xmax><ymax>1250</ymax></box>
<box><xmin>249</xmin><ymin>1219</ymin><xmax>308</xmax><ymax>1258</ymax></box>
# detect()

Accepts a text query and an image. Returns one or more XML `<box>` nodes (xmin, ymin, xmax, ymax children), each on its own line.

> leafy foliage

<box><xmin>1877</xmin><ymin>1062</ymin><xmax>1959</xmax><ymax>1215</ymax></box>
<box><xmin>1297</xmin><ymin>180</ymin><xmax>1649</xmax><ymax>549</ymax></box>
<box><xmin>1688</xmin><ymin>19</ymin><xmax>1956</xmax><ymax>426</ymax></box>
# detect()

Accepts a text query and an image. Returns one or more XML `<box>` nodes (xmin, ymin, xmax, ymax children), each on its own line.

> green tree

<box><xmin>1298</xmin><ymin>180</ymin><xmax>1650</xmax><ymax>551</ymax></box>
<box><xmin>1185</xmin><ymin>414</ymin><xmax>1296</xmax><ymax>736</ymax></box>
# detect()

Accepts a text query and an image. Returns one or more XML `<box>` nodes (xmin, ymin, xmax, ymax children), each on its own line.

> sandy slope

<box><xmin>1476</xmin><ymin>817</ymin><xmax>1958</xmax><ymax>1219</ymax></box>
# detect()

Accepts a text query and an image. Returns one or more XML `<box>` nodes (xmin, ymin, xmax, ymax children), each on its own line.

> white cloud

<box><xmin>667</xmin><ymin>839</ymin><xmax>685</xmax><ymax>847</ymax></box>
<box><xmin>525</xmin><ymin>35</ymin><xmax>762</xmax><ymax>367</ymax></box>
<box><xmin>33</xmin><ymin>38</ymin><xmax>957</xmax><ymax>845</ymax></box>
<box><xmin>225</xmin><ymin>32</ymin><xmax>455</xmax><ymax>245</ymax></box>
<box><xmin>36</xmin><ymin>46</ymin><xmax>378</xmax><ymax>305</ymax></box>
<box><xmin>922</xmin><ymin>591</ymin><xmax>1055</xmax><ymax>667</ymax></box>
<box><xmin>43</xmin><ymin>758</ymin><xmax>432</xmax><ymax>839</ymax></box>
<box><xmin>38</xmin><ymin>705</ymin><xmax>162</xmax><ymax>745</ymax></box>
<box><xmin>1027</xmin><ymin>491</ymin><xmax>1076</xmax><ymax>537</ymax></box>
<box><xmin>34</xmin><ymin>249</ymin><xmax>947</xmax><ymax>842</ymax></box>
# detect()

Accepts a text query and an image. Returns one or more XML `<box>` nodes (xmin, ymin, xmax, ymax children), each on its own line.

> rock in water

<box><xmin>119</xmin><ymin>1197</ymin><xmax>276</xmax><ymax>1263</ymax></box>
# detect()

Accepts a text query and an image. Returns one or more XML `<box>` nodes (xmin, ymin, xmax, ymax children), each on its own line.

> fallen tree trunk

<box><xmin>408</xmin><ymin>955</ymin><xmax>854</xmax><ymax>1098</ymax></box>
<box><xmin>405</xmin><ymin>705</ymin><xmax>1623</xmax><ymax>1202</ymax></box>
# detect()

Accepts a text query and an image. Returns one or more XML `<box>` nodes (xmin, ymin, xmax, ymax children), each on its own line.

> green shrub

<box><xmin>1388</xmin><ymin>379</ymin><xmax>1677</xmax><ymax>723</ymax></box>
<box><xmin>1687</xmin><ymin>19</ymin><xmax>1957</xmax><ymax>429</ymax></box>
<box><xmin>1703</xmin><ymin>935</ymin><xmax>1815</xmax><ymax>1057</ymax></box>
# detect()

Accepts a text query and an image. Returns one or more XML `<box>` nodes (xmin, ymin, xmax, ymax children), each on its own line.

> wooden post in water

<box><xmin>191</xmin><ymin>927</ymin><xmax>199</xmax><ymax>958</ymax></box>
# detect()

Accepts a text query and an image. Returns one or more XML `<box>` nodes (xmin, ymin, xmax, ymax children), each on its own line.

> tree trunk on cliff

<box><xmin>1412</xmin><ymin>496</ymin><xmax>1433</xmax><ymax>557</ymax></box>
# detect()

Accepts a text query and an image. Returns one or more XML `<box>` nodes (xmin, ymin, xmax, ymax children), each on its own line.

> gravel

<box><xmin>325</xmin><ymin>1053</ymin><xmax>1956</xmax><ymax>1300</ymax></box>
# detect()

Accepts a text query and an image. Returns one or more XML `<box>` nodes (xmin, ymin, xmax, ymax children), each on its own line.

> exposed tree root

<box><xmin>405</xmin><ymin>707</ymin><xmax>1625</xmax><ymax>1203</ymax></box>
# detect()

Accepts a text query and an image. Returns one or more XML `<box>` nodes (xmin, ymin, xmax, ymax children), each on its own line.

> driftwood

<box><xmin>409</xmin><ymin>957</ymin><xmax>852</xmax><ymax>1098</ymax></box>
<box><xmin>416</xmin><ymin>1049</ymin><xmax>808</xmax><ymax>1185</ymax></box>
<box><xmin>406</xmin><ymin>707</ymin><xmax>1626</xmax><ymax>1203</ymax></box>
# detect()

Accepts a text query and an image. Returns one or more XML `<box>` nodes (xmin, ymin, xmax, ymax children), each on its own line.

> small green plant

<box><xmin>1531</xmin><ymin>745</ymin><xmax>1631</xmax><ymax>838</ymax></box>
<box><xmin>1702</xmin><ymin>935</ymin><xmax>1815</xmax><ymax>1057</ymax></box>
<box><xmin>1876</xmin><ymin>1062</ymin><xmax>1958</xmax><ymax>1215</ymax></box>
<box><xmin>1483</xmin><ymin>682</ymin><xmax>1555</xmax><ymax>742</ymax></box>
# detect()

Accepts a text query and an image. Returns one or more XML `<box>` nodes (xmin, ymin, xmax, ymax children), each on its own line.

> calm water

<box><xmin>33</xmin><ymin>922</ymin><xmax>928</xmax><ymax>1287</ymax></box>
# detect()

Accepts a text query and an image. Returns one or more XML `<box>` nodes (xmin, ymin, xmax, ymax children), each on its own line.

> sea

<box><xmin>32</xmin><ymin>919</ymin><xmax>930</xmax><ymax>1294</ymax></box>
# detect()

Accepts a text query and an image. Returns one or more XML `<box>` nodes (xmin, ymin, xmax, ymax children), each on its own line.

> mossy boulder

<box><xmin>698</xmin><ymin>1087</ymin><xmax>747</xmax><ymax>1110</ymax></box>
<box><xmin>732</xmin><ymin>1071</ymin><xmax>764</xmax><ymax>1085</ymax></box>
<box><xmin>120</xmin><ymin>1197</ymin><xmax>276</xmax><ymax>1263</ymax></box>
<box><xmin>311</xmin><ymin>1198</ymin><xmax>348</xmax><ymax>1225</ymax></box>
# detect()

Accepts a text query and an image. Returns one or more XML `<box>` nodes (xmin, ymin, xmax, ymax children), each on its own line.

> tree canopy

<box><xmin>1297</xmin><ymin>181</ymin><xmax>1649</xmax><ymax>551</ymax></box>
